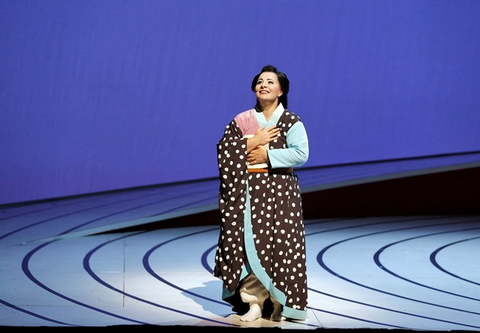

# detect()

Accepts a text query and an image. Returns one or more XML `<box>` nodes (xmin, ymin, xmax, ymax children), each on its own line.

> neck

<box><xmin>257</xmin><ymin>101</ymin><xmax>279</xmax><ymax>121</ymax></box>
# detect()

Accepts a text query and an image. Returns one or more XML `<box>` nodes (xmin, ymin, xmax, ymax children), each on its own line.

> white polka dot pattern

<box><xmin>213</xmin><ymin>110</ymin><xmax>308</xmax><ymax>315</ymax></box>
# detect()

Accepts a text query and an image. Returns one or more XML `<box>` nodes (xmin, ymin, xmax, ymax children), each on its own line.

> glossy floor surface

<box><xmin>1</xmin><ymin>153</ymin><xmax>480</xmax><ymax>331</ymax></box>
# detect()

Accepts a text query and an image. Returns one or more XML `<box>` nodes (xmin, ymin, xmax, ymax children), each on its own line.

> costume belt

<box><xmin>248</xmin><ymin>167</ymin><xmax>293</xmax><ymax>174</ymax></box>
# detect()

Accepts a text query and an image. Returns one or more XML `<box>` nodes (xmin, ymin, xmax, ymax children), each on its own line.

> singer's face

<box><xmin>254</xmin><ymin>72</ymin><xmax>283</xmax><ymax>105</ymax></box>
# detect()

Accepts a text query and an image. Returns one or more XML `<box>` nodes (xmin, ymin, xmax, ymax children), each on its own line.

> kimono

<box><xmin>213</xmin><ymin>103</ymin><xmax>309</xmax><ymax>320</ymax></box>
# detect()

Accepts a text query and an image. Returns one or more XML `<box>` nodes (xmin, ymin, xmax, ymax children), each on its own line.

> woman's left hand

<box><xmin>247</xmin><ymin>145</ymin><xmax>268</xmax><ymax>165</ymax></box>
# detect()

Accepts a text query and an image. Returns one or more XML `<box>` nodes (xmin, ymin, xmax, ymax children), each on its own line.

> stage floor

<box><xmin>1</xmin><ymin>153</ymin><xmax>480</xmax><ymax>331</ymax></box>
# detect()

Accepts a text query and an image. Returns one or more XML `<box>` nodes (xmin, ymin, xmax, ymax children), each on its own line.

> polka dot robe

<box><xmin>213</xmin><ymin>110</ymin><xmax>308</xmax><ymax>319</ymax></box>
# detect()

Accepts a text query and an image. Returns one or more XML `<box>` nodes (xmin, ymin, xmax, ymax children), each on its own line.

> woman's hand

<box><xmin>247</xmin><ymin>145</ymin><xmax>269</xmax><ymax>165</ymax></box>
<box><xmin>247</xmin><ymin>126</ymin><xmax>279</xmax><ymax>152</ymax></box>
<box><xmin>254</xmin><ymin>126</ymin><xmax>280</xmax><ymax>146</ymax></box>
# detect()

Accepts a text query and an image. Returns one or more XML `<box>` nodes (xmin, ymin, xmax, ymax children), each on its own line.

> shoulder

<box><xmin>234</xmin><ymin>109</ymin><xmax>254</xmax><ymax>118</ymax></box>
<box><xmin>282</xmin><ymin>109</ymin><xmax>302</xmax><ymax>123</ymax></box>
<box><xmin>234</xmin><ymin>109</ymin><xmax>255</xmax><ymax>123</ymax></box>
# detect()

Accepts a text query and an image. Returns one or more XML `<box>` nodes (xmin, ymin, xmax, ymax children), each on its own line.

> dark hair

<box><xmin>251</xmin><ymin>65</ymin><xmax>289</xmax><ymax>109</ymax></box>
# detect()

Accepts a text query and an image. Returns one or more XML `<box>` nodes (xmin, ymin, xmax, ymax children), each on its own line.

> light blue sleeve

<box><xmin>268</xmin><ymin>121</ymin><xmax>309</xmax><ymax>168</ymax></box>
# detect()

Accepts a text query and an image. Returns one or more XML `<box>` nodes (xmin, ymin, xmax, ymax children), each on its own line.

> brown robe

<box><xmin>213</xmin><ymin>109</ymin><xmax>308</xmax><ymax>320</ymax></box>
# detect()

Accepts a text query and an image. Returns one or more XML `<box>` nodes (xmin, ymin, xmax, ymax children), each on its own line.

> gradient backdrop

<box><xmin>1</xmin><ymin>0</ymin><xmax>480</xmax><ymax>205</ymax></box>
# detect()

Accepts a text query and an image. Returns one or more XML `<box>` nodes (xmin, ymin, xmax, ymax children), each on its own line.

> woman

<box><xmin>214</xmin><ymin>65</ymin><xmax>309</xmax><ymax>322</ymax></box>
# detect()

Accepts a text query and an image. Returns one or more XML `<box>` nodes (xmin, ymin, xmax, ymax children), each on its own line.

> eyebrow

<box><xmin>257</xmin><ymin>77</ymin><xmax>276</xmax><ymax>82</ymax></box>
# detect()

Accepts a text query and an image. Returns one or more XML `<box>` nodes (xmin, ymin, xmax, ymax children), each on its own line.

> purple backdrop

<box><xmin>1</xmin><ymin>0</ymin><xmax>480</xmax><ymax>204</ymax></box>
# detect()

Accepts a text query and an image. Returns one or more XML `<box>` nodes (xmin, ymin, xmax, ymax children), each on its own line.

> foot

<box><xmin>270</xmin><ymin>299</ymin><xmax>284</xmax><ymax>322</ymax></box>
<box><xmin>240</xmin><ymin>303</ymin><xmax>262</xmax><ymax>322</ymax></box>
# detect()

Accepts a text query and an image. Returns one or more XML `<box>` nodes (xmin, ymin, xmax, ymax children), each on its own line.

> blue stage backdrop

<box><xmin>1</xmin><ymin>0</ymin><xmax>480</xmax><ymax>205</ymax></box>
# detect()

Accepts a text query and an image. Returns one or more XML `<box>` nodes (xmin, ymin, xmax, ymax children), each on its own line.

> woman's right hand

<box><xmin>253</xmin><ymin>126</ymin><xmax>280</xmax><ymax>146</ymax></box>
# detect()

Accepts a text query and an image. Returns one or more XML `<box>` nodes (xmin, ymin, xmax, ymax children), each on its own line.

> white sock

<box><xmin>240</xmin><ymin>303</ymin><xmax>262</xmax><ymax>322</ymax></box>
